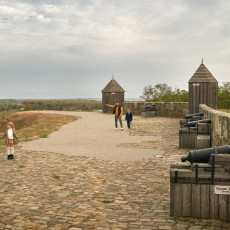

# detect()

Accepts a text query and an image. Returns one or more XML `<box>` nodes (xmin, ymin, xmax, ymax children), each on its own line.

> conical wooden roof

<box><xmin>189</xmin><ymin>62</ymin><xmax>218</xmax><ymax>83</ymax></box>
<box><xmin>102</xmin><ymin>78</ymin><xmax>125</xmax><ymax>93</ymax></box>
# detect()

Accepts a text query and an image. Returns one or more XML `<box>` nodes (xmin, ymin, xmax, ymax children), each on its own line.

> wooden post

<box><xmin>201</xmin><ymin>185</ymin><xmax>210</xmax><ymax>219</ymax></box>
<box><xmin>174</xmin><ymin>184</ymin><xmax>183</xmax><ymax>216</ymax></box>
<box><xmin>192</xmin><ymin>184</ymin><xmax>201</xmax><ymax>218</ymax></box>
<box><xmin>219</xmin><ymin>195</ymin><xmax>228</xmax><ymax>221</ymax></box>
<box><xmin>210</xmin><ymin>185</ymin><xmax>219</xmax><ymax>219</ymax></box>
<box><xmin>182</xmin><ymin>184</ymin><xmax>192</xmax><ymax>216</ymax></box>
<box><xmin>170</xmin><ymin>183</ymin><xmax>174</xmax><ymax>216</ymax></box>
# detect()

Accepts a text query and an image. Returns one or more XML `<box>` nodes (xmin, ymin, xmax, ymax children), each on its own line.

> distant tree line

<box><xmin>0</xmin><ymin>100</ymin><xmax>102</xmax><ymax>112</ymax></box>
<box><xmin>141</xmin><ymin>82</ymin><xmax>230</xmax><ymax>109</ymax></box>
<box><xmin>0</xmin><ymin>104</ymin><xmax>22</xmax><ymax>112</ymax></box>
<box><xmin>22</xmin><ymin>100</ymin><xmax>102</xmax><ymax>111</ymax></box>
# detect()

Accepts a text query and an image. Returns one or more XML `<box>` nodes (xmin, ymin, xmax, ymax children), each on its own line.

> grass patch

<box><xmin>101</xmin><ymin>200</ymin><xmax>113</xmax><ymax>204</ymax></box>
<box><xmin>18</xmin><ymin>165</ymin><xmax>26</xmax><ymax>169</ymax></box>
<box><xmin>52</xmin><ymin>175</ymin><xmax>61</xmax><ymax>180</ymax></box>
<box><xmin>0</xmin><ymin>111</ymin><xmax>78</xmax><ymax>145</ymax></box>
<box><xmin>203</xmin><ymin>222</ymin><xmax>211</xmax><ymax>227</ymax></box>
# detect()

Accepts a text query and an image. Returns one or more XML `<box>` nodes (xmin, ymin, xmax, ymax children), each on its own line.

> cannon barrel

<box><xmin>144</xmin><ymin>105</ymin><xmax>151</xmax><ymax>110</ymax></box>
<box><xmin>184</xmin><ymin>113</ymin><xmax>204</xmax><ymax>119</ymax></box>
<box><xmin>181</xmin><ymin>145</ymin><xmax>230</xmax><ymax>164</ymax></box>
<box><xmin>144</xmin><ymin>104</ymin><xmax>155</xmax><ymax>111</ymax></box>
<box><xmin>184</xmin><ymin>112</ymin><xmax>204</xmax><ymax>119</ymax></box>
<box><xmin>184</xmin><ymin>119</ymin><xmax>211</xmax><ymax>127</ymax></box>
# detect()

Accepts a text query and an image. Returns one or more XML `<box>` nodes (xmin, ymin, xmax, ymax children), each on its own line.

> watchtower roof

<box><xmin>102</xmin><ymin>78</ymin><xmax>125</xmax><ymax>93</ymax></box>
<box><xmin>189</xmin><ymin>61</ymin><xmax>218</xmax><ymax>83</ymax></box>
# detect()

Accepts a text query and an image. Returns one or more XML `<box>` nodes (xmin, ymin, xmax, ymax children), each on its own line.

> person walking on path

<box><xmin>125</xmin><ymin>108</ymin><xmax>133</xmax><ymax>131</ymax></box>
<box><xmin>105</xmin><ymin>102</ymin><xmax>123</xmax><ymax>130</ymax></box>
<box><xmin>0</xmin><ymin>122</ymin><xmax>18</xmax><ymax>160</ymax></box>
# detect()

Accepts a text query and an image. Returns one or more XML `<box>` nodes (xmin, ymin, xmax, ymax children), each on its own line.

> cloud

<box><xmin>0</xmin><ymin>0</ymin><xmax>230</xmax><ymax>98</ymax></box>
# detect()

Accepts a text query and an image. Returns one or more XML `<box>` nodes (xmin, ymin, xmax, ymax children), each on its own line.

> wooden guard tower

<box><xmin>102</xmin><ymin>77</ymin><xmax>125</xmax><ymax>113</ymax></box>
<box><xmin>189</xmin><ymin>60</ymin><xmax>218</xmax><ymax>114</ymax></box>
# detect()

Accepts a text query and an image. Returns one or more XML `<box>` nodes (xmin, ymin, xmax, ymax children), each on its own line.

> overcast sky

<box><xmin>0</xmin><ymin>0</ymin><xmax>230</xmax><ymax>99</ymax></box>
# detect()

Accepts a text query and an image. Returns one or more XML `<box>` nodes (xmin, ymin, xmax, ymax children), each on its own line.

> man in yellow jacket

<box><xmin>106</xmin><ymin>102</ymin><xmax>123</xmax><ymax>130</ymax></box>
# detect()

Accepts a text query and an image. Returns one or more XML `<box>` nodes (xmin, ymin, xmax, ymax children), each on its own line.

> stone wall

<box><xmin>123</xmin><ymin>102</ymin><xmax>189</xmax><ymax>118</ymax></box>
<box><xmin>199</xmin><ymin>104</ymin><xmax>230</xmax><ymax>146</ymax></box>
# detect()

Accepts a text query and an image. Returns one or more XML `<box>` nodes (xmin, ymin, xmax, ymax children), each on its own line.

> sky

<box><xmin>0</xmin><ymin>0</ymin><xmax>230</xmax><ymax>99</ymax></box>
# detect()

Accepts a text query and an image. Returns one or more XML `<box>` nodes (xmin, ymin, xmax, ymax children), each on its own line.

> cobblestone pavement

<box><xmin>0</xmin><ymin>116</ymin><xmax>229</xmax><ymax>229</ymax></box>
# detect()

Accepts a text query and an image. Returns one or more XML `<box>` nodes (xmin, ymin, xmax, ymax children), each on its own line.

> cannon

<box><xmin>181</xmin><ymin>145</ymin><xmax>230</xmax><ymax>164</ymax></box>
<box><xmin>184</xmin><ymin>112</ymin><xmax>204</xmax><ymax>120</ymax></box>
<box><xmin>143</xmin><ymin>104</ymin><xmax>155</xmax><ymax>112</ymax></box>
<box><xmin>184</xmin><ymin>119</ymin><xmax>211</xmax><ymax>127</ymax></box>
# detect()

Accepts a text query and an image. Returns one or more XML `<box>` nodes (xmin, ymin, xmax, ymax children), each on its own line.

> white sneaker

<box><xmin>121</xmin><ymin>128</ymin><xmax>123</xmax><ymax>131</ymax></box>
<box><xmin>129</xmin><ymin>129</ymin><xmax>130</xmax><ymax>131</ymax></box>
<box><xmin>115</xmin><ymin>127</ymin><xmax>118</xmax><ymax>129</ymax></box>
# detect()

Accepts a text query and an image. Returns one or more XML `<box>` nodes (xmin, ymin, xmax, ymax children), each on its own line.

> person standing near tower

<box><xmin>105</xmin><ymin>102</ymin><xmax>123</xmax><ymax>130</ymax></box>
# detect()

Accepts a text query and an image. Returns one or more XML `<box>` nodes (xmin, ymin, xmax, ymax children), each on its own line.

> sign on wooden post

<box><xmin>214</xmin><ymin>186</ymin><xmax>230</xmax><ymax>195</ymax></box>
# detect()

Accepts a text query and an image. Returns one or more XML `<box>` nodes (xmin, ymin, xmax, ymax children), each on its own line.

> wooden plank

<box><xmin>171</xmin><ymin>163</ymin><xmax>191</xmax><ymax>169</ymax></box>
<box><xmin>182</xmin><ymin>184</ymin><xmax>192</xmax><ymax>216</ymax></box>
<box><xmin>170</xmin><ymin>183</ymin><xmax>174</xmax><ymax>216</ymax></box>
<box><xmin>210</xmin><ymin>155</ymin><xmax>230</xmax><ymax>164</ymax></box>
<box><xmin>200</xmin><ymin>83</ymin><xmax>204</xmax><ymax>104</ymax></box>
<box><xmin>196</xmin><ymin>135</ymin><xmax>211</xmax><ymax>149</ymax></box>
<box><xmin>219</xmin><ymin>195</ymin><xmax>228</xmax><ymax>221</ymax></box>
<box><xmin>170</xmin><ymin>171</ymin><xmax>230</xmax><ymax>179</ymax></box>
<box><xmin>201</xmin><ymin>184</ymin><xmax>210</xmax><ymax>218</ymax></box>
<box><xmin>191</xmin><ymin>135</ymin><xmax>197</xmax><ymax>149</ymax></box>
<box><xmin>189</xmin><ymin>83</ymin><xmax>193</xmax><ymax>113</ymax></box>
<box><xmin>170</xmin><ymin>172</ymin><xmax>230</xmax><ymax>182</ymax></box>
<box><xmin>192</xmin><ymin>184</ymin><xmax>201</xmax><ymax>218</ymax></box>
<box><xmin>229</xmin><ymin>195</ymin><xmax>230</xmax><ymax>222</ymax></box>
<box><xmin>173</xmin><ymin>184</ymin><xmax>183</xmax><ymax>216</ymax></box>
<box><xmin>210</xmin><ymin>185</ymin><xmax>219</xmax><ymax>219</ymax></box>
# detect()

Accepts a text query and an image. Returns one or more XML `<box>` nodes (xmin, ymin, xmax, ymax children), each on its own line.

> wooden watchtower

<box><xmin>189</xmin><ymin>60</ymin><xmax>218</xmax><ymax>114</ymax></box>
<box><xmin>101</xmin><ymin>77</ymin><xmax>125</xmax><ymax>113</ymax></box>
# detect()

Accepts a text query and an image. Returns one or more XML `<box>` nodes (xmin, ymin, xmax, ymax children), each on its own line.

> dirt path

<box><xmin>19</xmin><ymin>111</ymin><xmax>163</xmax><ymax>161</ymax></box>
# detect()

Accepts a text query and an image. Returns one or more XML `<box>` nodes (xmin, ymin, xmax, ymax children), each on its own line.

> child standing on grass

<box><xmin>0</xmin><ymin>122</ymin><xmax>17</xmax><ymax>160</ymax></box>
<box><xmin>125</xmin><ymin>109</ymin><xmax>133</xmax><ymax>131</ymax></box>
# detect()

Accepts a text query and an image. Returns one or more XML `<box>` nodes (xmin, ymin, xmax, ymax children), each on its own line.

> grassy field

<box><xmin>0</xmin><ymin>111</ymin><xmax>78</xmax><ymax>146</ymax></box>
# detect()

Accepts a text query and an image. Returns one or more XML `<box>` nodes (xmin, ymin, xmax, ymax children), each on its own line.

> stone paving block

<box><xmin>0</xmin><ymin>116</ymin><xmax>227</xmax><ymax>229</ymax></box>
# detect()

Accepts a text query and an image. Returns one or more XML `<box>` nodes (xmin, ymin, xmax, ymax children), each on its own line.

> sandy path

<box><xmin>19</xmin><ymin>111</ymin><xmax>163</xmax><ymax>161</ymax></box>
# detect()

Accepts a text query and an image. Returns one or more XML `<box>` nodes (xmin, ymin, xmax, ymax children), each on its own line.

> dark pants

<box><xmin>127</xmin><ymin>120</ymin><xmax>131</xmax><ymax>129</ymax></box>
<box><xmin>115</xmin><ymin>115</ymin><xmax>123</xmax><ymax>128</ymax></box>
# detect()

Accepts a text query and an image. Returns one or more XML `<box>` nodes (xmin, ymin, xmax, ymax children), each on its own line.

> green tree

<box><xmin>141</xmin><ymin>83</ymin><xmax>188</xmax><ymax>102</ymax></box>
<box><xmin>218</xmin><ymin>82</ymin><xmax>230</xmax><ymax>109</ymax></box>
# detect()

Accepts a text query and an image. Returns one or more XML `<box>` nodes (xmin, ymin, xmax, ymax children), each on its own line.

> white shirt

<box><xmin>8</xmin><ymin>128</ymin><xmax>13</xmax><ymax>140</ymax></box>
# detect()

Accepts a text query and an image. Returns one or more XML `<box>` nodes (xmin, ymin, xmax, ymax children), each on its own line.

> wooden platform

<box><xmin>170</xmin><ymin>154</ymin><xmax>230</xmax><ymax>221</ymax></box>
<box><xmin>179</xmin><ymin>134</ymin><xmax>211</xmax><ymax>149</ymax></box>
